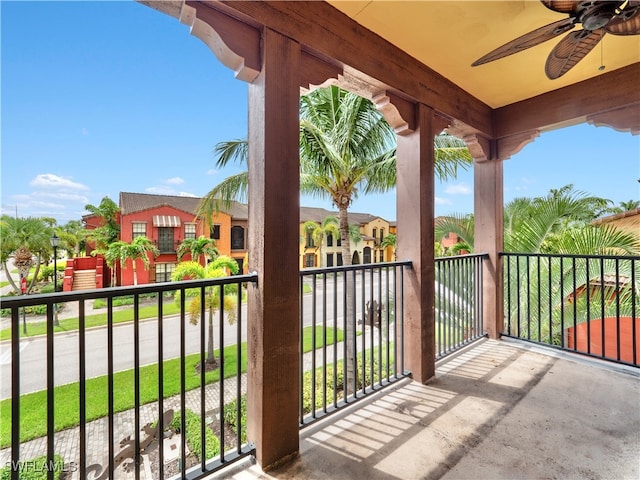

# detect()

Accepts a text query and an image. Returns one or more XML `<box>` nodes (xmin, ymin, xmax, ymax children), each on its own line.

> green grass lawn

<box><xmin>0</xmin><ymin>325</ymin><xmax>344</xmax><ymax>448</ymax></box>
<box><xmin>0</xmin><ymin>303</ymin><xmax>182</xmax><ymax>341</ymax></box>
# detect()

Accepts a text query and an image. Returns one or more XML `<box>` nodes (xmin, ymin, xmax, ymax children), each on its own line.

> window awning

<box><xmin>153</xmin><ymin>215</ymin><xmax>181</xmax><ymax>227</ymax></box>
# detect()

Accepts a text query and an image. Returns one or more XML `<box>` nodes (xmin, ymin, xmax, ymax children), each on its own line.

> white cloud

<box><xmin>165</xmin><ymin>177</ymin><xmax>184</xmax><ymax>185</ymax></box>
<box><xmin>444</xmin><ymin>183</ymin><xmax>471</xmax><ymax>195</ymax></box>
<box><xmin>177</xmin><ymin>191</ymin><xmax>197</xmax><ymax>197</ymax></box>
<box><xmin>435</xmin><ymin>197</ymin><xmax>453</xmax><ymax>205</ymax></box>
<box><xmin>30</xmin><ymin>173</ymin><xmax>89</xmax><ymax>191</ymax></box>
<box><xmin>206</xmin><ymin>168</ymin><xmax>218</xmax><ymax>176</ymax></box>
<box><xmin>145</xmin><ymin>186</ymin><xmax>176</xmax><ymax>195</ymax></box>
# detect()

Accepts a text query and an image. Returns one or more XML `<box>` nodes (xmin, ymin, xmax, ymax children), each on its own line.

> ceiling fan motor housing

<box><xmin>577</xmin><ymin>1</ymin><xmax>620</xmax><ymax>30</ymax></box>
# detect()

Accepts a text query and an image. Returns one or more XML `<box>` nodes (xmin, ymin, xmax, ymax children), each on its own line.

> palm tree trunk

<box><xmin>207</xmin><ymin>307</ymin><xmax>216</xmax><ymax>365</ymax></box>
<box><xmin>338</xmin><ymin>205</ymin><xmax>357</xmax><ymax>394</ymax></box>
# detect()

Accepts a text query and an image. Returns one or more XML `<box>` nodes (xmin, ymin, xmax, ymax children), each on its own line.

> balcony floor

<box><xmin>215</xmin><ymin>338</ymin><xmax>639</xmax><ymax>480</ymax></box>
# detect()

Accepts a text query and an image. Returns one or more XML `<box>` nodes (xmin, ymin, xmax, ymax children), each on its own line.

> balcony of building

<box><xmin>1</xmin><ymin>254</ymin><xmax>637</xmax><ymax>479</ymax></box>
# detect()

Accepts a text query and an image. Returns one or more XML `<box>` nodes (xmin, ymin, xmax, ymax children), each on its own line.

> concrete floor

<box><xmin>211</xmin><ymin>339</ymin><xmax>640</xmax><ymax>480</ymax></box>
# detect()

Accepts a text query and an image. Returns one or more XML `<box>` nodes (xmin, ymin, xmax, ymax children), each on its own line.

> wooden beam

<box><xmin>204</xmin><ymin>0</ymin><xmax>493</xmax><ymax>137</ymax></box>
<box><xmin>495</xmin><ymin>63</ymin><xmax>640</xmax><ymax>138</ymax></box>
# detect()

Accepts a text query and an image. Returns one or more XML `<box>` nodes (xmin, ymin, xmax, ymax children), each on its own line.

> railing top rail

<box><xmin>300</xmin><ymin>260</ymin><xmax>412</xmax><ymax>276</ymax></box>
<box><xmin>0</xmin><ymin>272</ymin><xmax>259</xmax><ymax>308</ymax></box>
<box><xmin>435</xmin><ymin>253</ymin><xmax>489</xmax><ymax>262</ymax></box>
<box><xmin>500</xmin><ymin>251</ymin><xmax>640</xmax><ymax>261</ymax></box>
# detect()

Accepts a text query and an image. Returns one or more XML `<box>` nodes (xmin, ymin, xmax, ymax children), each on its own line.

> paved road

<box><xmin>1</xmin><ymin>273</ymin><xmax>392</xmax><ymax>399</ymax></box>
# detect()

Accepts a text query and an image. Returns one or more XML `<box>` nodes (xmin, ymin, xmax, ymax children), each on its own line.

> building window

<box><xmin>305</xmin><ymin>253</ymin><xmax>315</xmax><ymax>268</ymax></box>
<box><xmin>326</xmin><ymin>233</ymin><xmax>333</xmax><ymax>247</ymax></box>
<box><xmin>231</xmin><ymin>226</ymin><xmax>245</xmax><ymax>250</ymax></box>
<box><xmin>235</xmin><ymin>258</ymin><xmax>243</xmax><ymax>274</ymax></box>
<box><xmin>372</xmin><ymin>228</ymin><xmax>377</xmax><ymax>240</ymax></box>
<box><xmin>337</xmin><ymin>235</ymin><xmax>341</xmax><ymax>247</ymax></box>
<box><xmin>158</xmin><ymin>227</ymin><xmax>175</xmax><ymax>253</ymax></box>
<box><xmin>185</xmin><ymin>223</ymin><xmax>196</xmax><ymax>239</ymax></box>
<box><xmin>379</xmin><ymin>250</ymin><xmax>384</xmax><ymax>262</ymax></box>
<box><xmin>336</xmin><ymin>253</ymin><xmax>343</xmax><ymax>266</ymax></box>
<box><xmin>155</xmin><ymin>263</ymin><xmax>176</xmax><ymax>282</ymax></box>
<box><xmin>380</xmin><ymin>228</ymin><xmax>384</xmax><ymax>242</ymax></box>
<box><xmin>132</xmin><ymin>222</ymin><xmax>146</xmax><ymax>239</ymax></box>
<box><xmin>326</xmin><ymin>253</ymin><xmax>334</xmax><ymax>267</ymax></box>
<box><xmin>363</xmin><ymin>247</ymin><xmax>372</xmax><ymax>264</ymax></box>
<box><xmin>305</xmin><ymin>231</ymin><xmax>315</xmax><ymax>248</ymax></box>
<box><xmin>210</xmin><ymin>224</ymin><xmax>221</xmax><ymax>240</ymax></box>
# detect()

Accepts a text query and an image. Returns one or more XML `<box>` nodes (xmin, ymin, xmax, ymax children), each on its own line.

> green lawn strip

<box><xmin>0</xmin><ymin>303</ymin><xmax>181</xmax><ymax>341</ymax></box>
<box><xmin>0</xmin><ymin>326</ymin><xmax>342</xmax><ymax>448</ymax></box>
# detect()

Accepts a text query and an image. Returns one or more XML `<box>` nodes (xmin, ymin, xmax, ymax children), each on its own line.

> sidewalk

<box><xmin>0</xmin><ymin>342</ymin><xmax>357</xmax><ymax>480</ymax></box>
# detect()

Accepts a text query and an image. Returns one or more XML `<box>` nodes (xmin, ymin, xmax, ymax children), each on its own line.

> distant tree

<box><xmin>172</xmin><ymin>256</ymin><xmax>240</xmax><ymax>367</ymax></box>
<box><xmin>0</xmin><ymin>215</ymin><xmax>53</xmax><ymax>294</ymax></box>
<box><xmin>380</xmin><ymin>233</ymin><xmax>397</xmax><ymax>260</ymax></box>
<box><xmin>613</xmin><ymin>199</ymin><xmax>640</xmax><ymax>213</ymax></box>
<box><xmin>118</xmin><ymin>236</ymin><xmax>159</xmax><ymax>286</ymax></box>
<box><xmin>177</xmin><ymin>236</ymin><xmax>219</xmax><ymax>264</ymax></box>
<box><xmin>58</xmin><ymin>220</ymin><xmax>85</xmax><ymax>258</ymax></box>
<box><xmin>84</xmin><ymin>196</ymin><xmax>120</xmax><ymax>253</ymax></box>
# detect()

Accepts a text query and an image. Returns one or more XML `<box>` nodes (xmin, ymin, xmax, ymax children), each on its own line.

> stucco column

<box><xmin>247</xmin><ymin>28</ymin><xmax>300</xmax><ymax>470</ymax></box>
<box><xmin>474</xmin><ymin>157</ymin><xmax>504</xmax><ymax>339</ymax></box>
<box><xmin>396</xmin><ymin>103</ymin><xmax>436</xmax><ymax>383</ymax></box>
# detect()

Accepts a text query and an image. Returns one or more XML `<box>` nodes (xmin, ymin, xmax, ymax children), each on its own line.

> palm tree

<box><xmin>199</xmin><ymin>86</ymin><xmax>471</xmax><ymax>390</ymax></box>
<box><xmin>177</xmin><ymin>235</ymin><xmax>219</xmax><ymax>264</ymax></box>
<box><xmin>0</xmin><ymin>215</ymin><xmax>53</xmax><ymax>294</ymax></box>
<box><xmin>614</xmin><ymin>199</ymin><xmax>640</xmax><ymax>213</ymax></box>
<box><xmin>172</xmin><ymin>255</ymin><xmax>240</xmax><ymax>367</ymax></box>
<box><xmin>435</xmin><ymin>214</ymin><xmax>475</xmax><ymax>253</ymax></box>
<box><xmin>58</xmin><ymin>220</ymin><xmax>85</xmax><ymax>258</ymax></box>
<box><xmin>118</xmin><ymin>236</ymin><xmax>159</xmax><ymax>286</ymax></box>
<box><xmin>84</xmin><ymin>196</ymin><xmax>120</xmax><ymax>253</ymax></box>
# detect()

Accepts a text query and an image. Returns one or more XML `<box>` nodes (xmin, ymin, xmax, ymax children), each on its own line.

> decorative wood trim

<box><xmin>210</xmin><ymin>0</ymin><xmax>494</xmax><ymax>137</ymax></box>
<box><xmin>182</xmin><ymin>1</ymin><xmax>261</xmax><ymax>82</ymax></box>
<box><xmin>462</xmin><ymin>134</ymin><xmax>493</xmax><ymax>163</ymax></box>
<box><xmin>497</xmin><ymin>130</ymin><xmax>540</xmax><ymax>160</ymax></box>
<box><xmin>373</xmin><ymin>91</ymin><xmax>416</xmax><ymax>135</ymax></box>
<box><xmin>587</xmin><ymin>104</ymin><xmax>640</xmax><ymax>135</ymax></box>
<box><xmin>495</xmin><ymin>64</ymin><xmax>640</xmax><ymax>138</ymax></box>
<box><xmin>299</xmin><ymin>51</ymin><xmax>342</xmax><ymax>90</ymax></box>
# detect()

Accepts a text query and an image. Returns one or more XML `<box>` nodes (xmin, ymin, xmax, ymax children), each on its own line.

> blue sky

<box><xmin>2</xmin><ymin>1</ymin><xmax>639</xmax><ymax>225</ymax></box>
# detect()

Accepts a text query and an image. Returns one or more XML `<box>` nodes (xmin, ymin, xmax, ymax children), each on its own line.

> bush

<box><xmin>169</xmin><ymin>409</ymin><xmax>220</xmax><ymax>461</ymax></box>
<box><xmin>223</xmin><ymin>396</ymin><xmax>247</xmax><ymax>444</ymax></box>
<box><xmin>0</xmin><ymin>454</ymin><xmax>65</xmax><ymax>480</ymax></box>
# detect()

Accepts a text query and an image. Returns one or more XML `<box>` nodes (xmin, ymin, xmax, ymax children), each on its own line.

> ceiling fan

<box><xmin>471</xmin><ymin>0</ymin><xmax>640</xmax><ymax>79</ymax></box>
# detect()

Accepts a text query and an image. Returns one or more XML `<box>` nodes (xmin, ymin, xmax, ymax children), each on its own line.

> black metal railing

<box><xmin>501</xmin><ymin>252</ymin><xmax>639</xmax><ymax>367</ymax></box>
<box><xmin>1</xmin><ymin>273</ymin><xmax>257</xmax><ymax>480</ymax></box>
<box><xmin>435</xmin><ymin>254</ymin><xmax>488</xmax><ymax>359</ymax></box>
<box><xmin>298</xmin><ymin>261</ymin><xmax>412</xmax><ymax>426</ymax></box>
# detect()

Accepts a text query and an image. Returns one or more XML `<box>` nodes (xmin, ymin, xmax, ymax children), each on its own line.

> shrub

<box><xmin>169</xmin><ymin>409</ymin><xmax>220</xmax><ymax>461</ymax></box>
<box><xmin>223</xmin><ymin>396</ymin><xmax>247</xmax><ymax>444</ymax></box>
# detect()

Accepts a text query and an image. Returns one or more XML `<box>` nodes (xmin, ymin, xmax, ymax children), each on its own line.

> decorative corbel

<box><xmin>587</xmin><ymin>104</ymin><xmax>640</xmax><ymax>135</ymax></box>
<box><xmin>496</xmin><ymin>130</ymin><xmax>540</xmax><ymax>160</ymax></box>
<box><xmin>137</xmin><ymin>1</ymin><xmax>261</xmax><ymax>82</ymax></box>
<box><xmin>372</xmin><ymin>91</ymin><xmax>417</xmax><ymax>135</ymax></box>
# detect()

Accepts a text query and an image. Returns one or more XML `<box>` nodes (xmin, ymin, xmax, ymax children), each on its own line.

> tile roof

<box><xmin>119</xmin><ymin>192</ymin><xmax>388</xmax><ymax>224</ymax></box>
<box><xmin>118</xmin><ymin>192</ymin><xmax>248</xmax><ymax>220</ymax></box>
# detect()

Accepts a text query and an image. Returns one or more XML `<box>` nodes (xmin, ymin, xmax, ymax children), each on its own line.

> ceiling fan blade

<box><xmin>545</xmin><ymin>29</ymin><xmax>603</xmax><ymax>79</ymax></box>
<box><xmin>605</xmin><ymin>7</ymin><xmax>640</xmax><ymax>34</ymax></box>
<box><xmin>541</xmin><ymin>0</ymin><xmax>580</xmax><ymax>15</ymax></box>
<box><xmin>472</xmin><ymin>18</ymin><xmax>575</xmax><ymax>66</ymax></box>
